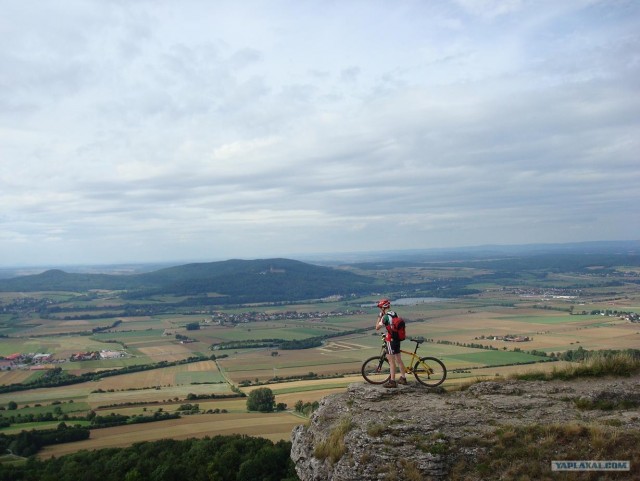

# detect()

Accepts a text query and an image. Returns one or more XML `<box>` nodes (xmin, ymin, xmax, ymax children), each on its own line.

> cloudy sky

<box><xmin>1</xmin><ymin>0</ymin><xmax>638</xmax><ymax>266</ymax></box>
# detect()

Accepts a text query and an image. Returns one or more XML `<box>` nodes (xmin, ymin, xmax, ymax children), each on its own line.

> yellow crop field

<box><xmin>95</xmin><ymin>369</ymin><xmax>174</xmax><ymax>391</ymax></box>
<box><xmin>186</xmin><ymin>360</ymin><xmax>219</xmax><ymax>372</ymax></box>
<box><xmin>38</xmin><ymin>412</ymin><xmax>304</xmax><ymax>459</ymax></box>
<box><xmin>95</xmin><ymin>360</ymin><xmax>219</xmax><ymax>390</ymax></box>
<box><xmin>88</xmin><ymin>384</ymin><xmax>233</xmax><ymax>409</ymax></box>
<box><xmin>243</xmin><ymin>376</ymin><xmax>358</xmax><ymax>395</ymax></box>
<box><xmin>0</xmin><ymin>384</ymin><xmax>92</xmax><ymax>406</ymax></box>
<box><xmin>275</xmin><ymin>388</ymin><xmax>346</xmax><ymax>407</ymax></box>
<box><xmin>137</xmin><ymin>344</ymin><xmax>200</xmax><ymax>362</ymax></box>
<box><xmin>0</xmin><ymin>370</ymin><xmax>35</xmax><ymax>386</ymax></box>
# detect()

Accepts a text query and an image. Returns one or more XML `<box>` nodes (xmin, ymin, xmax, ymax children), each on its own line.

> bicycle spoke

<box><xmin>413</xmin><ymin>356</ymin><xmax>447</xmax><ymax>387</ymax></box>
<box><xmin>361</xmin><ymin>356</ymin><xmax>390</xmax><ymax>385</ymax></box>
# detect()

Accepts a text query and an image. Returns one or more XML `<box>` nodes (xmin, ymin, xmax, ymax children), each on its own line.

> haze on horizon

<box><xmin>1</xmin><ymin>0</ymin><xmax>639</xmax><ymax>267</ymax></box>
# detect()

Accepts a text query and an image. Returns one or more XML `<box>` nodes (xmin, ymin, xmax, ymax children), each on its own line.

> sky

<box><xmin>1</xmin><ymin>0</ymin><xmax>639</xmax><ymax>266</ymax></box>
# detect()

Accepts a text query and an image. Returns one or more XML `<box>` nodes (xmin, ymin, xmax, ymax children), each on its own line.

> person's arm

<box><xmin>375</xmin><ymin>312</ymin><xmax>384</xmax><ymax>331</ymax></box>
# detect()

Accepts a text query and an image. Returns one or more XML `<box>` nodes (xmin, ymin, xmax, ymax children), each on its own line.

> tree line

<box><xmin>0</xmin><ymin>434</ymin><xmax>299</xmax><ymax>481</ymax></box>
<box><xmin>0</xmin><ymin>424</ymin><xmax>90</xmax><ymax>458</ymax></box>
<box><xmin>0</xmin><ymin>409</ymin><xmax>181</xmax><ymax>452</ymax></box>
<box><xmin>558</xmin><ymin>347</ymin><xmax>640</xmax><ymax>362</ymax></box>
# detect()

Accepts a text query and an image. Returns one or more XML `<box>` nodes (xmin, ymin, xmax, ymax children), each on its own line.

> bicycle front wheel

<box><xmin>413</xmin><ymin>356</ymin><xmax>447</xmax><ymax>387</ymax></box>
<box><xmin>361</xmin><ymin>356</ymin><xmax>390</xmax><ymax>385</ymax></box>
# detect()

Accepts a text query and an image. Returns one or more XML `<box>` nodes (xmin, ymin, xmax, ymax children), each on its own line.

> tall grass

<box><xmin>450</xmin><ymin>422</ymin><xmax>640</xmax><ymax>480</ymax></box>
<box><xmin>313</xmin><ymin>415</ymin><xmax>354</xmax><ymax>464</ymax></box>
<box><xmin>512</xmin><ymin>352</ymin><xmax>640</xmax><ymax>381</ymax></box>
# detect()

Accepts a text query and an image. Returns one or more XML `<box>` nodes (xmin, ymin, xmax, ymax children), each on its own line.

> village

<box><xmin>205</xmin><ymin>308</ymin><xmax>365</xmax><ymax>325</ymax></box>
<box><xmin>593</xmin><ymin>310</ymin><xmax>640</xmax><ymax>322</ymax></box>
<box><xmin>477</xmin><ymin>334</ymin><xmax>532</xmax><ymax>343</ymax></box>
<box><xmin>0</xmin><ymin>349</ymin><xmax>127</xmax><ymax>370</ymax></box>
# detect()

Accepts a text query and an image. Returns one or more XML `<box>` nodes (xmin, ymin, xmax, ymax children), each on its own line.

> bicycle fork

<box><xmin>375</xmin><ymin>355</ymin><xmax>385</xmax><ymax>373</ymax></box>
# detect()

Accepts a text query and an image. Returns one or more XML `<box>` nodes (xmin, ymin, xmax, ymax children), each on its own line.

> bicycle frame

<box><xmin>362</xmin><ymin>336</ymin><xmax>446</xmax><ymax>387</ymax></box>
<box><xmin>380</xmin><ymin>339</ymin><xmax>422</xmax><ymax>374</ymax></box>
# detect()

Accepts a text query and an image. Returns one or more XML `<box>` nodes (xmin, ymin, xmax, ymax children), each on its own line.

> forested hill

<box><xmin>0</xmin><ymin>258</ymin><xmax>378</xmax><ymax>303</ymax></box>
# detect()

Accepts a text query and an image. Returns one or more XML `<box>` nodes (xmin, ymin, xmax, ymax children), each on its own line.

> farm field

<box><xmin>0</xmin><ymin>370</ymin><xmax>40</xmax><ymax>386</ymax></box>
<box><xmin>38</xmin><ymin>412</ymin><xmax>304</xmax><ymax>459</ymax></box>
<box><xmin>0</xmin><ymin>259</ymin><xmax>638</xmax><ymax>460</ymax></box>
<box><xmin>8</xmin><ymin>360</ymin><xmax>569</xmax><ymax>462</ymax></box>
<box><xmin>2</xmin><ymin>299</ymin><xmax>638</xmax><ymax>402</ymax></box>
<box><xmin>0</xmin><ymin>362</ymin><xmax>233</xmax><ymax>412</ymax></box>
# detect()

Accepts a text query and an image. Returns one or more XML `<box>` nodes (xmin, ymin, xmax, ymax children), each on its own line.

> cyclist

<box><xmin>375</xmin><ymin>299</ymin><xmax>407</xmax><ymax>388</ymax></box>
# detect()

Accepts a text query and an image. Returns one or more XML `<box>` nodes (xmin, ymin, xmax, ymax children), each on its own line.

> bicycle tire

<box><xmin>361</xmin><ymin>356</ymin><xmax>390</xmax><ymax>385</ymax></box>
<box><xmin>413</xmin><ymin>356</ymin><xmax>447</xmax><ymax>387</ymax></box>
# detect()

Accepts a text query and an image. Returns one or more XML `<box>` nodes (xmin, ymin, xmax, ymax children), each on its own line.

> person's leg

<box><xmin>383</xmin><ymin>353</ymin><xmax>397</xmax><ymax>388</ymax></box>
<box><xmin>395</xmin><ymin>354</ymin><xmax>405</xmax><ymax>374</ymax></box>
<box><xmin>387</xmin><ymin>353</ymin><xmax>396</xmax><ymax>381</ymax></box>
<box><xmin>395</xmin><ymin>353</ymin><xmax>407</xmax><ymax>383</ymax></box>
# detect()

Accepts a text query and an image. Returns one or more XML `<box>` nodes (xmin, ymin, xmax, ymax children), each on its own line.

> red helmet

<box><xmin>377</xmin><ymin>299</ymin><xmax>391</xmax><ymax>309</ymax></box>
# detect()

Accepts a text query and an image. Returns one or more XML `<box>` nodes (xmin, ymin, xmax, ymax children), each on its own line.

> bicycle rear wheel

<box><xmin>413</xmin><ymin>356</ymin><xmax>447</xmax><ymax>387</ymax></box>
<box><xmin>361</xmin><ymin>356</ymin><xmax>390</xmax><ymax>385</ymax></box>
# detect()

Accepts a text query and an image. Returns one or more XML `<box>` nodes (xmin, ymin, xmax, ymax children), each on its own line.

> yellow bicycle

<box><xmin>361</xmin><ymin>336</ymin><xmax>447</xmax><ymax>387</ymax></box>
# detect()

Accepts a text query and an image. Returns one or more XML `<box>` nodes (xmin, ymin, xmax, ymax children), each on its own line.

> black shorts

<box><xmin>386</xmin><ymin>339</ymin><xmax>401</xmax><ymax>355</ymax></box>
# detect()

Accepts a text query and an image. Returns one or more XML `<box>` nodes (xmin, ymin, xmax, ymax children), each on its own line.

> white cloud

<box><xmin>0</xmin><ymin>0</ymin><xmax>638</xmax><ymax>265</ymax></box>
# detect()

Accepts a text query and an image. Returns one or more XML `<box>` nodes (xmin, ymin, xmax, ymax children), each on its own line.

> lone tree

<box><xmin>246</xmin><ymin>387</ymin><xmax>275</xmax><ymax>412</ymax></box>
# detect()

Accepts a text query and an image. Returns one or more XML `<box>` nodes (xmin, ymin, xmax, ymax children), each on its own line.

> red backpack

<box><xmin>389</xmin><ymin>312</ymin><xmax>406</xmax><ymax>341</ymax></box>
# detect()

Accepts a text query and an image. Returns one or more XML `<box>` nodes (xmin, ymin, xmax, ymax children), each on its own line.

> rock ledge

<box><xmin>291</xmin><ymin>376</ymin><xmax>640</xmax><ymax>480</ymax></box>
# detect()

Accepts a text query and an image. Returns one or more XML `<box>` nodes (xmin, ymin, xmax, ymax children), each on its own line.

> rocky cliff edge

<box><xmin>291</xmin><ymin>376</ymin><xmax>640</xmax><ymax>480</ymax></box>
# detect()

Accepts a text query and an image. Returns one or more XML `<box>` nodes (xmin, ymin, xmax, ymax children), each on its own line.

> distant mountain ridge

<box><xmin>0</xmin><ymin>258</ymin><xmax>378</xmax><ymax>303</ymax></box>
<box><xmin>303</xmin><ymin>239</ymin><xmax>640</xmax><ymax>265</ymax></box>
<box><xmin>2</xmin><ymin>241</ymin><xmax>638</xmax><ymax>301</ymax></box>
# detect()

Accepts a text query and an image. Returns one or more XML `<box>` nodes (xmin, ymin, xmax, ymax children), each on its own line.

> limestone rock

<box><xmin>291</xmin><ymin>376</ymin><xmax>640</xmax><ymax>481</ymax></box>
